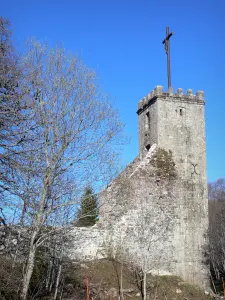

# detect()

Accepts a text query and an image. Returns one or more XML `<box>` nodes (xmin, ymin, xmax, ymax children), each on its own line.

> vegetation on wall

<box><xmin>150</xmin><ymin>148</ymin><xmax>177</xmax><ymax>179</ymax></box>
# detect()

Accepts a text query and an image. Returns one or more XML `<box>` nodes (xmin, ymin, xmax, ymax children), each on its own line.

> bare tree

<box><xmin>0</xmin><ymin>17</ymin><xmax>21</xmax><ymax>159</ymax></box>
<box><xmin>208</xmin><ymin>178</ymin><xmax>225</xmax><ymax>202</ymax></box>
<box><xmin>2</xmin><ymin>39</ymin><xmax>124</xmax><ymax>299</ymax></box>
<box><xmin>208</xmin><ymin>178</ymin><xmax>225</xmax><ymax>285</ymax></box>
<box><xmin>0</xmin><ymin>18</ymin><xmax>35</xmax><ymax>228</ymax></box>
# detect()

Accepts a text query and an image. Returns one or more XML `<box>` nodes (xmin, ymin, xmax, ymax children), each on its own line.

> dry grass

<box><xmin>69</xmin><ymin>259</ymin><xmax>213</xmax><ymax>300</ymax></box>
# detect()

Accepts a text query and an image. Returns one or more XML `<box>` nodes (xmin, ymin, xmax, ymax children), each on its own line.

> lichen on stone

<box><xmin>150</xmin><ymin>148</ymin><xmax>177</xmax><ymax>179</ymax></box>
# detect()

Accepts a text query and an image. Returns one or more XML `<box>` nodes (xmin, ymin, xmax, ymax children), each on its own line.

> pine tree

<box><xmin>76</xmin><ymin>186</ymin><xmax>98</xmax><ymax>227</ymax></box>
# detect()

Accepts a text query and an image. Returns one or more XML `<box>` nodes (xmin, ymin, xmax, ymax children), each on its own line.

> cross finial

<box><xmin>162</xmin><ymin>27</ymin><xmax>174</xmax><ymax>92</ymax></box>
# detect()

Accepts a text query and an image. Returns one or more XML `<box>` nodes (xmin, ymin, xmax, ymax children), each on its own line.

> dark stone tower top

<box><xmin>137</xmin><ymin>86</ymin><xmax>205</xmax><ymax>115</ymax></box>
<box><xmin>137</xmin><ymin>85</ymin><xmax>206</xmax><ymax>181</ymax></box>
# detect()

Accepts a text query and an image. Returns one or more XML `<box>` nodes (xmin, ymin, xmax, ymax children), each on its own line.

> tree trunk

<box><xmin>143</xmin><ymin>272</ymin><xmax>147</xmax><ymax>300</ymax></box>
<box><xmin>21</xmin><ymin>227</ymin><xmax>40</xmax><ymax>300</ymax></box>
<box><xmin>20</xmin><ymin>202</ymin><xmax>26</xmax><ymax>225</ymax></box>
<box><xmin>49</xmin><ymin>264</ymin><xmax>55</xmax><ymax>293</ymax></box>
<box><xmin>46</xmin><ymin>259</ymin><xmax>53</xmax><ymax>290</ymax></box>
<box><xmin>21</xmin><ymin>240</ymin><xmax>36</xmax><ymax>300</ymax></box>
<box><xmin>120</xmin><ymin>263</ymin><xmax>124</xmax><ymax>300</ymax></box>
<box><xmin>54</xmin><ymin>261</ymin><xmax>62</xmax><ymax>300</ymax></box>
<box><xmin>59</xmin><ymin>280</ymin><xmax>64</xmax><ymax>300</ymax></box>
<box><xmin>21</xmin><ymin>185</ymin><xmax>48</xmax><ymax>299</ymax></box>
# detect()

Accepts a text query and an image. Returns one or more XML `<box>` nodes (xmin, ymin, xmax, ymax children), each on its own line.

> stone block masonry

<box><xmin>68</xmin><ymin>85</ymin><xmax>209</xmax><ymax>289</ymax></box>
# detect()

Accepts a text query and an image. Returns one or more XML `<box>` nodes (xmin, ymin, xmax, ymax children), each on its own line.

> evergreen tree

<box><xmin>76</xmin><ymin>186</ymin><xmax>98</xmax><ymax>227</ymax></box>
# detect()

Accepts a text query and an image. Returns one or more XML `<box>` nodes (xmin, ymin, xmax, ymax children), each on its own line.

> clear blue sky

<box><xmin>1</xmin><ymin>0</ymin><xmax>225</xmax><ymax>182</ymax></box>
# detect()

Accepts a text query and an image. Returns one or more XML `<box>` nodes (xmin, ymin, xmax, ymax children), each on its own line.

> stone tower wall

<box><xmin>137</xmin><ymin>86</ymin><xmax>206</xmax><ymax>175</ymax></box>
<box><xmin>136</xmin><ymin>86</ymin><xmax>208</xmax><ymax>286</ymax></box>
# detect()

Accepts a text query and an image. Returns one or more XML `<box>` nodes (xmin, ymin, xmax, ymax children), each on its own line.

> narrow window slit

<box><xmin>146</xmin><ymin>112</ymin><xmax>150</xmax><ymax>129</ymax></box>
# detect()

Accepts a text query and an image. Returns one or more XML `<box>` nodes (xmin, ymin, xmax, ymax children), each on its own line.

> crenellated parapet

<box><xmin>137</xmin><ymin>86</ymin><xmax>205</xmax><ymax>114</ymax></box>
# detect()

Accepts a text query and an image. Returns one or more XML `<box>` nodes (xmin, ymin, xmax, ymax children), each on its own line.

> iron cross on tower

<box><xmin>162</xmin><ymin>27</ymin><xmax>174</xmax><ymax>91</ymax></box>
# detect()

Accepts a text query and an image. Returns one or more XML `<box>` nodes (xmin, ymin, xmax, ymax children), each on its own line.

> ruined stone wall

<box><xmin>67</xmin><ymin>226</ymin><xmax>107</xmax><ymax>261</ymax></box>
<box><xmin>97</xmin><ymin>144</ymin><xmax>208</xmax><ymax>287</ymax></box>
<box><xmin>69</xmin><ymin>86</ymin><xmax>209</xmax><ymax>289</ymax></box>
<box><xmin>69</xmin><ymin>144</ymin><xmax>208</xmax><ymax>287</ymax></box>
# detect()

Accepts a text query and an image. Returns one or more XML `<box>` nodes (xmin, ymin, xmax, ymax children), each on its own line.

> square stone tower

<box><xmin>137</xmin><ymin>85</ymin><xmax>209</xmax><ymax>285</ymax></box>
<box><xmin>137</xmin><ymin>86</ymin><xmax>207</xmax><ymax>181</ymax></box>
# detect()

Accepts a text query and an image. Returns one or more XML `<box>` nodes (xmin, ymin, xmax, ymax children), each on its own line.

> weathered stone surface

<box><xmin>68</xmin><ymin>86</ymin><xmax>209</xmax><ymax>290</ymax></box>
<box><xmin>67</xmin><ymin>226</ymin><xmax>107</xmax><ymax>261</ymax></box>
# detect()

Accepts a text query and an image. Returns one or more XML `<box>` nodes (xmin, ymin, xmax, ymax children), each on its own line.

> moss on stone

<box><xmin>151</xmin><ymin>148</ymin><xmax>177</xmax><ymax>179</ymax></box>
